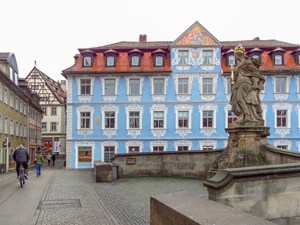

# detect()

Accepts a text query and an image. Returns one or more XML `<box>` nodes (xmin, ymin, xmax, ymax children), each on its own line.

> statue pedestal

<box><xmin>213</xmin><ymin>126</ymin><xmax>270</xmax><ymax>169</ymax></box>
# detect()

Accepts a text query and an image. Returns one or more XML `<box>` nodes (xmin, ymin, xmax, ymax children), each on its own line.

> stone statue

<box><xmin>230</xmin><ymin>44</ymin><xmax>265</xmax><ymax>126</ymax></box>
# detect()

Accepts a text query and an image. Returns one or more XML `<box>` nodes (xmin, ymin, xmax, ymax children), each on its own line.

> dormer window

<box><xmin>228</xmin><ymin>55</ymin><xmax>235</xmax><ymax>66</ymax></box>
<box><xmin>155</xmin><ymin>56</ymin><xmax>163</xmax><ymax>67</ymax></box>
<box><xmin>106</xmin><ymin>56</ymin><xmax>115</xmax><ymax>67</ymax></box>
<box><xmin>292</xmin><ymin>48</ymin><xmax>300</xmax><ymax>65</ymax></box>
<box><xmin>129</xmin><ymin>49</ymin><xmax>143</xmax><ymax>67</ymax></box>
<box><xmin>83</xmin><ymin>56</ymin><xmax>92</xmax><ymax>67</ymax></box>
<box><xmin>131</xmin><ymin>55</ymin><xmax>140</xmax><ymax>67</ymax></box>
<box><xmin>81</xmin><ymin>50</ymin><xmax>96</xmax><ymax>68</ymax></box>
<box><xmin>104</xmin><ymin>49</ymin><xmax>119</xmax><ymax>68</ymax></box>
<box><xmin>270</xmin><ymin>47</ymin><xmax>285</xmax><ymax>66</ymax></box>
<box><xmin>274</xmin><ymin>54</ymin><xmax>283</xmax><ymax>65</ymax></box>
<box><xmin>152</xmin><ymin>49</ymin><xmax>167</xmax><ymax>67</ymax></box>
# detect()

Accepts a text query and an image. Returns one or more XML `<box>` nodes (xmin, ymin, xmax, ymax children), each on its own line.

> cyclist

<box><xmin>13</xmin><ymin>145</ymin><xmax>29</xmax><ymax>179</ymax></box>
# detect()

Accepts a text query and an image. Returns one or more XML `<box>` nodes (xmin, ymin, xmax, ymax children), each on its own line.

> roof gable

<box><xmin>172</xmin><ymin>21</ymin><xmax>221</xmax><ymax>46</ymax></box>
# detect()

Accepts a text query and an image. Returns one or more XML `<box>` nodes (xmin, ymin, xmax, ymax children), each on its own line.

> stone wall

<box><xmin>151</xmin><ymin>191</ymin><xmax>276</xmax><ymax>225</ymax></box>
<box><xmin>204</xmin><ymin>163</ymin><xmax>300</xmax><ymax>225</ymax></box>
<box><xmin>111</xmin><ymin>150</ymin><xmax>223</xmax><ymax>179</ymax></box>
<box><xmin>263</xmin><ymin>144</ymin><xmax>300</xmax><ymax>164</ymax></box>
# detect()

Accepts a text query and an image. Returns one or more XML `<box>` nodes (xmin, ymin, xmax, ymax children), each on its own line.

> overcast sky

<box><xmin>1</xmin><ymin>0</ymin><xmax>299</xmax><ymax>81</ymax></box>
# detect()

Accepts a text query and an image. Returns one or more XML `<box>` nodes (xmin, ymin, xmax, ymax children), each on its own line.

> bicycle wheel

<box><xmin>19</xmin><ymin>167</ymin><xmax>25</xmax><ymax>188</ymax></box>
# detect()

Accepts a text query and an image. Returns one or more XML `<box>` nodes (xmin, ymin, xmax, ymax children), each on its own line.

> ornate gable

<box><xmin>172</xmin><ymin>21</ymin><xmax>221</xmax><ymax>46</ymax></box>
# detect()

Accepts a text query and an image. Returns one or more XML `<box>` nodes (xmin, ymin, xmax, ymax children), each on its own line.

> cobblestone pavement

<box><xmin>35</xmin><ymin>169</ymin><xmax>207</xmax><ymax>225</ymax></box>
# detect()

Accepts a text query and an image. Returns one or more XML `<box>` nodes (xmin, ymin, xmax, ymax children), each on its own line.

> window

<box><xmin>129</xmin><ymin>78</ymin><xmax>140</xmax><ymax>95</ymax></box>
<box><xmin>276</xmin><ymin>110</ymin><xmax>287</xmax><ymax>127</ymax></box>
<box><xmin>129</xmin><ymin>146</ymin><xmax>140</xmax><ymax>152</ymax></box>
<box><xmin>16</xmin><ymin>122</ymin><xmax>19</xmax><ymax>136</ymax></box>
<box><xmin>153</xmin><ymin>111</ymin><xmax>164</xmax><ymax>128</ymax></box>
<box><xmin>178</xmin><ymin>78</ymin><xmax>188</xmax><ymax>94</ymax></box>
<box><xmin>10</xmin><ymin>119</ymin><xmax>14</xmax><ymax>135</ymax></box>
<box><xmin>50</xmin><ymin>122</ymin><xmax>57</xmax><ymax>131</ymax></box>
<box><xmin>10</xmin><ymin>92</ymin><xmax>13</xmax><ymax>107</ymax></box>
<box><xmin>129</xmin><ymin>111</ymin><xmax>140</xmax><ymax>128</ymax></box>
<box><xmin>274</xmin><ymin>54</ymin><xmax>283</xmax><ymax>65</ymax></box>
<box><xmin>155</xmin><ymin>56</ymin><xmax>164</xmax><ymax>67</ymax></box>
<box><xmin>80</xmin><ymin>79</ymin><xmax>91</xmax><ymax>95</ymax></box>
<box><xmin>78</xmin><ymin>147</ymin><xmax>92</xmax><ymax>162</ymax></box>
<box><xmin>202</xmin><ymin>50</ymin><xmax>213</xmax><ymax>65</ymax></box>
<box><xmin>51</xmin><ymin>107</ymin><xmax>57</xmax><ymax>116</ymax></box>
<box><xmin>80</xmin><ymin>112</ymin><xmax>91</xmax><ymax>129</ymax></box>
<box><xmin>83</xmin><ymin>56</ymin><xmax>92</xmax><ymax>67</ymax></box>
<box><xmin>0</xmin><ymin>83</ymin><xmax>2</xmax><ymax>101</ymax></box>
<box><xmin>298</xmin><ymin>54</ymin><xmax>300</xmax><ymax>65</ymax></box>
<box><xmin>178</xmin><ymin>111</ymin><xmax>189</xmax><ymax>128</ymax></box>
<box><xmin>4</xmin><ymin>117</ymin><xmax>8</xmax><ymax>134</ymax></box>
<box><xmin>42</xmin><ymin>107</ymin><xmax>47</xmax><ymax>115</ymax></box>
<box><xmin>178</xmin><ymin>146</ymin><xmax>188</xmax><ymax>151</ymax></box>
<box><xmin>202</xmin><ymin>78</ymin><xmax>213</xmax><ymax>94</ymax></box>
<box><xmin>153</xmin><ymin>78</ymin><xmax>164</xmax><ymax>95</ymax></box>
<box><xmin>228</xmin><ymin>55</ymin><xmax>235</xmax><ymax>66</ymax></box>
<box><xmin>178</xmin><ymin>50</ymin><xmax>189</xmax><ymax>65</ymax></box>
<box><xmin>15</xmin><ymin>97</ymin><xmax>19</xmax><ymax>111</ymax></box>
<box><xmin>275</xmin><ymin>77</ymin><xmax>286</xmax><ymax>93</ymax></box>
<box><xmin>131</xmin><ymin>55</ymin><xmax>140</xmax><ymax>67</ymax></box>
<box><xmin>4</xmin><ymin>88</ymin><xmax>8</xmax><ymax>104</ymax></box>
<box><xmin>104</xmin><ymin>146</ymin><xmax>115</xmax><ymax>163</ymax></box>
<box><xmin>42</xmin><ymin>122</ymin><xmax>47</xmax><ymax>131</ymax></box>
<box><xmin>228</xmin><ymin>110</ymin><xmax>238</xmax><ymax>126</ymax></box>
<box><xmin>277</xmin><ymin>145</ymin><xmax>288</xmax><ymax>150</ymax></box>
<box><xmin>0</xmin><ymin>115</ymin><xmax>2</xmax><ymax>133</ymax></box>
<box><xmin>202</xmin><ymin>146</ymin><xmax>213</xmax><ymax>150</ymax></box>
<box><xmin>105</xmin><ymin>112</ymin><xmax>115</xmax><ymax>128</ymax></box>
<box><xmin>104</xmin><ymin>79</ymin><xmax>116</xmax><ymax>95</ymax></box>
<box><xmin>153</xmin><ymin>146</ymin><xmax>164</xmax><ymax>152</ymax></box>
<box><xmin>106</xmin><ymin>56</ymin><xmax>115</xmax><ymax>67</ymax></box>
<box><xmin>202</xmin><ymin>110</ymin><xmax>213</xmax><ymax>128</ymax></box>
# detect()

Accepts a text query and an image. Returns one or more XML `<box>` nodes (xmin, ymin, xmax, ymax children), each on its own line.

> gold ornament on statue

<box><xmin>230</xmin><ymin>65</ymin><xmax>234</xmax><ymax>85</ymax></box>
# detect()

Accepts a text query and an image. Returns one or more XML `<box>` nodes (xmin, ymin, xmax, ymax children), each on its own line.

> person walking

<box><xmin>47</xmin><ymin>153</ymin><xmax>52</xmax><ymax>166</ymax></box>
<box><xmin>51</xmin><ymin>153</ymin><xmax>56</xmax><ymax>166</ymax></box>
<box><xmin>35</xmin><ymin>149</ymin><xmax>45</xmax><ymax>177</ymax></box>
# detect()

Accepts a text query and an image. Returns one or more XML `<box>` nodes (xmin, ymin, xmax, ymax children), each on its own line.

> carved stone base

<box><xmin>213</xmin><ymin>126</ymin><xmax>270</xmax><ymax>169</ymax></box>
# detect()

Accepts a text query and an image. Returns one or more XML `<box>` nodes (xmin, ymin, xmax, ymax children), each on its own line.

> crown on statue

<box><xmin>234</xmin><ymin>44</ymin><xmax>245</xmax><ymax>54</ymax></box>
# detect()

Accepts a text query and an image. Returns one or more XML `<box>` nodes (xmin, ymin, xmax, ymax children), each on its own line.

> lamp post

<box><xmin>5</xmin><ymin>137</ymin><xmax>9</xmax><ymax>173</ymax></box>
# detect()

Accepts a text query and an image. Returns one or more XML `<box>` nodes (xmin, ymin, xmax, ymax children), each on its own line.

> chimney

<box><xmin>139</xmin><ymin>34</ymin><xmax>147</xmax><ymax>43</ymax></box>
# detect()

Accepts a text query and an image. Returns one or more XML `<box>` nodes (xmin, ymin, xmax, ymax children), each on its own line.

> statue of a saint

<box><xmin>230</xmin><ymin>44</ymin><xmax>265</xmax><ymax>126</ymax></box>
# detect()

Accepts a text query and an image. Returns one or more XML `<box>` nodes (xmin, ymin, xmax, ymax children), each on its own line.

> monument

<box><xmin>212</xmin><ymin>44</ymin><xmax>270</xmax><ymax>169</ymax></box>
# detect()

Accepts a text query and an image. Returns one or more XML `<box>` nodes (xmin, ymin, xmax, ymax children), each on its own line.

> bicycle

<box><xmin>19</xmin><ymin>163</ymin><xmax>25</xmax><ymax>188</ymax></box>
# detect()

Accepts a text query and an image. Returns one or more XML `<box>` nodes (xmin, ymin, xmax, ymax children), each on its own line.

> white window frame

<box><xmin>274</xmin><ymin>140</ymin><xmax>291</xmax><ymax>150</ymax></box>
<box><xmin>198</xmin><ymin>73</ymin><xmax>218</xmax><ymax>101</ymax></box>
<box><xmin>272</xmin><ymin>75</ymin><xmax>290</xmax><ymax>100</ymax></box>
<box><xmin>10</xmin><ymin>119</ymin><xmax>14</xmax><ymax>135</ymax></box>
<box><xmin>125</xmin><ymin>104</ymin><xmax>143</xmax><ymax>137</ymax></box>
<box><xmin>177</xmin><ymin>49</ymin><xmax>190</xmax><ymax>65</ymax></box>
<box><xmin>175</xmin><ymin>105</ymin><xmax>192</xmax><ymax>137</ymax></box>
<box><xmin>101</xmin><ymin>105</ymin><xmax>119</xmax><ymax>138</ymax></box>
<box><xmin>75</xmin><ymin>142</ymin><xmax>95</xmax><ymax>168</ymax></box>
<box><xmin>76</xmin><ymin>77</ymin><xmax>94</xmax><ymax>102</ymax></box>
<box><xmin>125</xmin><ymin>76</ymin><xmax>144</xmax><ymax>101</ymax></box>
<box><xmin>125</xmin><ymin>141</ymin><xmax>143</xmax><ymax>153</ymax></box>
<box><xmin>150</xmin><ymin>104</ymin><xmax>168</xmax><ymax>137</ymax></box>
<box><xmin>51</xmin><ymin>107</ymin><xmax>57</xmax><ymax>116</ymax></box>
<box><xmin>76</xmin><ymin>105</ymin><xmax>94</xmax><ymax>135</ymax></box>
<box><xmin>150</xmin><ymin>76</ymin><xmax>168</xmax><ymax>101</ymax></box>
<box><xmin>10</xmin><ymin>92</ymin><xmax>14</xmax><ymax>108</ymax></box>
<box><xmin>101</xmin><ymin>141</ymin><xmax>118</xmax><ymax>162</ymax></box>
<box><xmin>83</xmin><ymin>56</ymin><xmax>92</xmax><ymax>67</ymax></box>
<box><xmin>273</xmin><ymin>103</ymin><xmax>291</xmax><ymax>137</ymax></box>
<box><xmin>0</xmin><ymin>114</ymin><xmax>2</xmax><ymax>133</ymax></box>
<box><xmin>199</xmin><ymin>140</ymin><xmax>217</xmax><ymax>151</ymax></box>
<box><xmin>0</xmin><ymin>82</ymin><xmax>2</xmax><ymax>101</ymax></box>
<box><xmin>274</xmin><ymin>54</ymin><xmax>283</xmax><ymax>65</ymax></box>
<box><xmin>42</xmin><ymin>122</ymin><xmax>47</xmax><ymax>131</ymax></box>
<box><xmin>4</xmin><ymin>117</ymin><xmax>8</xmax><ymax>134</ymax></box>
<box><xmin>16</xmin><ymin>122</ymin><xmax>19</xmax><ymax>136</ymax></box>
<box><xmin>199</xmin><ymin>104</ymin><xmax>217</xmax><ymax>137</ymax></box>
<box><xmin>174</xmin><ymin>140</ymin><xmax>192</xmax><ymax>151</ymax></box>
<box><xmin>154</xmin><ymin>55</ymin><xmax>164</xmax><ymax>67</ymax></box>
<box><xmin>173</xmin><ymin>74</ymin><xmax>192</xmax><ymax>101</ymax></box>
<box><xmin>15</xmin><ymin>96</ymin><xmax>19</xmax><ymax>111</ymax></box>
<box><xmin>228</xmin><ymin>55</ymin><xmax>235</xmax><ymax>66</ymax></box>
<box><xmin>201</xmin><ymin>49</ymin><xmax>214</xmax><ymax>65</ymax></box>
<box><xmin>150</xmin><ymin>140</ymin><xmax>167</xmax><ymax>152</ymax></box>
<box><xmin>101</xmin><ymin>77</ymin><xmax>119</xmax><ymax>102</ymax></box>
<box><xmin>50</xmin><ymin>122</ymin><xmax>57</xmax><ymax>131</ymax></box>
<box><xmin>106</xmin><ymin>56</ymin><xmax>115</xmax><ymax>67</ymax></box>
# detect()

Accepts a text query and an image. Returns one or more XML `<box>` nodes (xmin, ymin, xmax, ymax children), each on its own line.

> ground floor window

<box><xmin>78</xmin><ymin>147</ymin><xmax>92</xmax><ymax>162</ymax></box>
<box><xmin>104</xmin><ymin>146</ymin><xmax>115</xmax><ymax>163</ymax></box>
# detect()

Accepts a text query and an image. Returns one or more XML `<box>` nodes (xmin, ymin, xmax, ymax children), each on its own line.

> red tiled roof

<box><xmin>221</xmin><ymin>39</ymin><xmax>299</xmax><ymax>49</ymax></box>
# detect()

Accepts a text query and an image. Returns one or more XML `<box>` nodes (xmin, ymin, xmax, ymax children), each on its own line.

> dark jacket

<box><xmin>13</xmin><ymin>147</ymin><xmax>29</xmax><ymax>163</ymax></box>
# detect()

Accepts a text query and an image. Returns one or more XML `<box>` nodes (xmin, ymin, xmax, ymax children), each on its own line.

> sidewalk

<box><xmin>0</xmin><ymin>162</ymin><xmax>206</xmax><ymax>225</ymax></box>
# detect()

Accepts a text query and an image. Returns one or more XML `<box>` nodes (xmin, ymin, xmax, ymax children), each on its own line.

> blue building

<box><xmin>62</xmin><ymin>22</ymin><xmax>300</xmax><ymax>169</ymax></box>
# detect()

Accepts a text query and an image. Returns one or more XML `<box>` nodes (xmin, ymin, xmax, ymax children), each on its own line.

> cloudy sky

<box><xmin>1</xmin><ymin>0</ymin><xmax>299</xmax><ymax>81</ymax></box>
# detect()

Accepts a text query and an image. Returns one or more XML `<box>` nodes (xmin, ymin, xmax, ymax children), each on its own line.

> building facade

<box><xmin>63</xmin><ymin>22</ymin><xmax>300</xmax><ymax>169</ymax></box>
<box><xmin>0</xmin><ymin>53</ymin><xmax>43</xmax><ymax>172</ymax></box>
<box><xmin>25</xmin><ymin>67</ymin><xmax>66</xmax><ymax>156</ymax></box>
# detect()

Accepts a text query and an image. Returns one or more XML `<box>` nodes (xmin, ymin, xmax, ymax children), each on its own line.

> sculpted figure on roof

<box><xmin>230</xmin><ymin>44</ymin><xmax>265</xmax><ymax>126</ymax></box>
